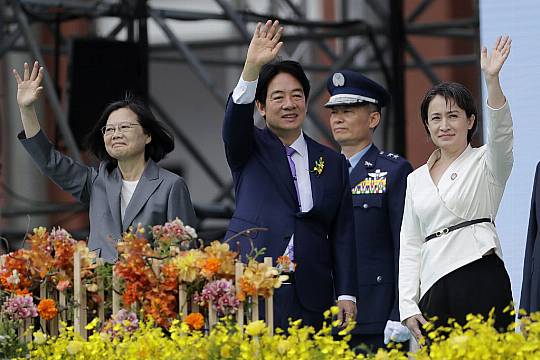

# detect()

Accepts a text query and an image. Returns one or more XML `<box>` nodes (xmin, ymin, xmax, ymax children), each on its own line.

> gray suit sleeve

<box><xmin>167</xmin><ymin>177</ymin><xmax>197</xmax><ymax>228</ymax></box>
<box><xmin>18</xmin><ymin>129</ymin><xmax>96</xmax><ymax>204</ymax></box>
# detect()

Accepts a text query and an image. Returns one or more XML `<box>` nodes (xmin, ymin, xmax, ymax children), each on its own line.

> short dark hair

<box><xmin>420</xmin><ymin>82</ymin><xmax>478</xmax><ymax>143</ymax></box>
<box><xmin>255</xmin><ymin>60</ymin><xmax>310</xmax><ymax>105</ymax></box>
<box><xmin>86</xmin><ymin>95</ymin><xmax>174</xmax><ymax>168</ymax></box>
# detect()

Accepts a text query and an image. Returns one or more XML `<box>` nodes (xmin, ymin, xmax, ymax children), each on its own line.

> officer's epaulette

<box><xmin>378</xmin><ymin>150</ymin><xmax>403</xmax><ymax>162</ymax></box>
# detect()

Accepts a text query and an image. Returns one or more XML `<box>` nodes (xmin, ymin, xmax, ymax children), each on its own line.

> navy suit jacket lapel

<box><xmin>305</xmin><ymin>135</ymin><xmax>324</xmax><ymax>209</ymax></box>
<box><xmin>122</xmin><ymin>160</ymin><xmax>164</xmax><ymax>231</ymax></box>
<box><xmin>260</xmin><ymin>127</ymin><xmax>299</xmax><ymax>208</ymax></box>
<box><xmin>350</xmin><ymin>144</ymin><xmax>379</xmax><ymax>186</ymax></box>
<box><xmin>105</xmin><ymin>166</ymin><xmax>122</xmax><ymax>235</ymax></box>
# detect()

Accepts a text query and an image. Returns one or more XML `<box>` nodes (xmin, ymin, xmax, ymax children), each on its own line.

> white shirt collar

<box><xmin>289</xmin><ymin>130</ymin><xmax>308</xmax><ymax>158</ymax></box>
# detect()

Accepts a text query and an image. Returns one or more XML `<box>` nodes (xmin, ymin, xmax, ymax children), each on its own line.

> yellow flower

<box><xmin>33</xmin><ymin>226</ymin><xmax>47</xmax><ymax>237</ymax></box>
<box><xmin>171</xmin><ymin>249</ymin><xmax>205</xmax><ymax>283</ymax></box>
<box><xmin>312</xmin><ymin>156</ymin><xmax>325</xmax><ymax>175</ymax></box>
<box><xmin>33</xmin><ymin>331</ymin><xmax>47</xmax><ymax>345</ymax></box>
<box><xmin>66</xmin><ymin>340</ymin><xmax>83</xmax><ymax>355</ymax></box>
<box><xmin>220</xmin><ymin>344</ymin><xmax>232</xmax><ymax>357</ymax></box>
<box><xmin>85</xmin><ymin>318</ymin><xmax>99</xmax><ymax>330</ymax></box>
<box><xmin>277</xmin><ymin>339</ymin><xmax>290</xmax><ymax>355</ymax></box>
<box><xmin>85</xmin><ymin>283</ymin><xmax>99</xmax><ymax>292</ymax></box>
<box><xmin>245</xmin><ymin>320</ymin><xmax>267</xmax><ymax>337</ymax></box>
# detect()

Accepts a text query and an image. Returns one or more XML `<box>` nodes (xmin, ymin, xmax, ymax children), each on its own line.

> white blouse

<box><xmin>398</xmin><ymin>101</ymin><xmax>513</xmax><ymax>322</ymax></box>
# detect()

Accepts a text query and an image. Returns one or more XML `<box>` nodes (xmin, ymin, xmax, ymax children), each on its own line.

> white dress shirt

<box><xmin>232</xmin><ymin>75</ymin><xmax>355</xmax><ymax>303</ymax></box>
<box><xmin>398</xmin><ymin>101</ymin><xmax>513</xmax><ymax>322</ymax></box>
<box><xmin>121</xmin><ymin>179</ymin><xmax>139</xmax><ymax>221</ymax></box>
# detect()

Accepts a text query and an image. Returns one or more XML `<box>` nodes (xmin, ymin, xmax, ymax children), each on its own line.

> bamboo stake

<box><xmin>25</xmin><ymin>318</ymin><xmax>32</xmax><ymax>343</ymax></box>
<box><xmin>73</xmin><ymin>250</ymin><xmax>87</xmax><ymax>339</ymax></box>
<box><xmin>112</xmin><ymin>268</ymin><xmax>120</xmax><ymax>315</ymax></box>
<box><xmin>264</xmin><ymin>257</ymin><xmax>274</xmax><ymax>335</ymax></box>
<box><xmin>152</xmin><ymin>258</ymin><xmax>160</xmax><ymax>276</ymax></box>
<box><xmin>50</xmin><ymin>289</ymin><xmax>59</xmax><ymax>336</ymax></box>
<box><xmin>235</xmin><ymin>262</ymin><xmax>244</xmax><ymax>328</ymax></box>
<box><xmin>179</xmin><ymin>284</ymin><xmax>188</xmax><ymax>318</ymax></box>
<box><xmin>251</xmin><ymin>296</ymin><xmax>259</xmax><ymax>322</ymax></box>
<box><xmin>39</xmin><ymin>282</ymin><xmax>47</xmax><ymax>333</ymax></box>
<box><xmin>208</xmin><ymin>300</ymin><xmax>217</xmax><ymax>328</ymax></box>
<box><xmin>96</xmin><ymin>259</ymin><xmax>105</xmax><ymax>323</ymax></box>
<box><xmin>58</xmin><ymin>271</ymin><xmax>67</xmax><ymax>324</ymax></box>
<box><xmin>18</xmin><ymin>320</ymin><xmax>25</xmax><ymax>342</ymax></box>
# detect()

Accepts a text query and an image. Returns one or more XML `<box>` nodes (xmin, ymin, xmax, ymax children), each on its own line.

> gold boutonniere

<box><xmin>311</xmin><ymin>156</ymin><xmax>325</xmax><ymax>175</ymax></box>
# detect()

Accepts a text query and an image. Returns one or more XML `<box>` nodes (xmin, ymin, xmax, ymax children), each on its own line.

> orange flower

<box><xmin>37</xmin><ymin>298</ymin><xmax>58</xmax><ymax>320</ymax></box>
<box><xmin>238</xmin><ymin>277</ymin><xmax>257</xmax><ymax>301</ymax></box>
<box><xmin>201</xmin><ymin>257</ymin><xmax>221</xmax><ymax>278</ymax></box>
<box><xmin>15</xmin><ymin>288</ymin><xmax>31</xmax><ymax>296</ymax></box>
<box><xmin>184</xmin><ymin>312</ymin><xmax>204</xmax><ymax>330</ymax></box>
<box><xmin>276</xmin><ymin>255</ymin><xmax>296</xmax><ymax>272</ymax></box>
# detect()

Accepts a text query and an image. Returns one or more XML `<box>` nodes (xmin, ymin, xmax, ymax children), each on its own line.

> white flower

<box><xmin>7</xmin><ymin>270</ymin><xmax>20</xmax><ymax>285</ymax></box>
<box><xmin>185</xmin><ymin>225</ymin><xmax>198</xmax><ymax>239</ymax></box>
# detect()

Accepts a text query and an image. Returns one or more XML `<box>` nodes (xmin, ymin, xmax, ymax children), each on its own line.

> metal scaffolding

<box><xmin>0</xmin><ymin>0</ymin><xmax>479</xmax><ymax>243</ymax></box>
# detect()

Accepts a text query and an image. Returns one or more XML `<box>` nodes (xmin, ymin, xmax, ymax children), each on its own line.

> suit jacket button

<box><xmin>363</xmin><ymin>203</ymin><xmax>368</xmax><ymax>209</ymax></box>
<box><xmin>376</xmin><ymin>275</ymin><xmax>383</xmax><ymax>283</ymax></box>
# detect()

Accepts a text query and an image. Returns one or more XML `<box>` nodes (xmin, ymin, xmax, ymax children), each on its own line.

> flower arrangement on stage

<box><xmin>113</xmin><ymin>219</ymin><xmax>244</xmax><ymax>328</ymax></box>
<box><xmin>0</xmin><ymin>227</ymin><xmax>106</xmax><ymax>358</ymax></box>
<box><xmin>0</xmin><ymin>227</ymin><xmax>99</xmax><ymax>297</ymax></box>
<box><xmin>0</xmin><ymin>220</ymin><xmax>312</xmax><ymax>358</ymax></box>
<box><xmin>0</xmin><ymin>227</ymin><xmax>101</xmax><ymax>320</ymax></box>
<box><xmin>114</xmin><ymin>224</ymin><xmax>179</xmax><ymax>328</ymax></box>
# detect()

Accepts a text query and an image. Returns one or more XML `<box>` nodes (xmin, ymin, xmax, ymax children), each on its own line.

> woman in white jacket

<box><xmin>399</xmin><ymin>36</ymin><xmax>513</xmax><ymax>342</ymax></box>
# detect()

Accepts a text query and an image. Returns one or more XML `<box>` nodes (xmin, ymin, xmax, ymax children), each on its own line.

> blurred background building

<box><xmin>0</xmin><ymin>0</ymin><xmax>481</xmax><ymax>248</ymax></box>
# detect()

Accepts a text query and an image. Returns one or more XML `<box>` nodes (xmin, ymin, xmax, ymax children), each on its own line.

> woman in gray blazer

<box><xmin>13</xmin><ymin>61</ymin><xmax>196</xmax><ymax>263</ymax></box>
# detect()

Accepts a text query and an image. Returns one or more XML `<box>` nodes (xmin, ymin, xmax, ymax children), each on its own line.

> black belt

<box><xmin>425</xmin><ymin>218</ymin><xmax>493</xmax><ymax>242</ymax></box>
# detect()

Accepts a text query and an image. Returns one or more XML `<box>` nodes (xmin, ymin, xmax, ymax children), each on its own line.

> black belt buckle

<box><xmin>435</xmin><ymin>228</ymin><xmax>449</xmax><ymax>237</ymax></box>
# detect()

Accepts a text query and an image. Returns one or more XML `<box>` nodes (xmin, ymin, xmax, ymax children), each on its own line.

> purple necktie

<box><xmin>286</xmin><ymin>146</ymin><xmax>300</xmax><ymax>206</ymax></box>
<box><xmin>285</xmin><ymin>146</ymin><xmax>300</xmax><ymax>262</ymax></box>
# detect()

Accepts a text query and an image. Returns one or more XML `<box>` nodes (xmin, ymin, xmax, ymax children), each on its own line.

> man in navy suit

<box><xmin>222</xmin><ymin>20</ymin><xmax>357</xmax><ymax>330</ymax></box>
<box><xmin>326</xmin><ymin>70</ymin><xmax>413</xmax><ymax>350</ymax></box>
<box><xmin>521</xmin><ymin>162</ymin><xmax>540</xmax><ymax>315</ymax></box>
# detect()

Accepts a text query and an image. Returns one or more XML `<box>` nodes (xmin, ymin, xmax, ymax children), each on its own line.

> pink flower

<box><xmin>193</xmin><ymin>279</ymin><xmax>240</xmax><ymax>316</ymax></box>
<box><xmin>56</xmin><ymin>280</ymin><xmax>70</xmax><ymax>292</ymax></box>
<box><xmin>101</xmin><ymin>309</ymin><xmax>139</xmax><ymax>340</ymax></box>
<box><xmin>50</xmin><ymin>227</ymin><xmax>76</xmax><ymax>245</ymax></box>
<box><xmin>2</xmin><ymin>295</ymin><xmax>38</xmax><ymax>321</ymax></box>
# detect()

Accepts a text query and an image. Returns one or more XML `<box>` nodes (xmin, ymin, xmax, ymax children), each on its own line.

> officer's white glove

<box><xmin>383</xmin><ymin>320</ymin><xmax>411</xmax><ymax>344</ymax></box>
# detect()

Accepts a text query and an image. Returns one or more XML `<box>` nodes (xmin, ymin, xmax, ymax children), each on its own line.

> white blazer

<box><xmin>399</xmin><ymin>101</ymin><xmax>513</xmax><ymax>322</ymax></box>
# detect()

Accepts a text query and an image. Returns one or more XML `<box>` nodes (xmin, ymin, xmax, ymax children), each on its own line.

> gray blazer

<box><xmin>19</xmin><ymin>130</ymin><xmax>197</xmax><ymax>263</ymax></box>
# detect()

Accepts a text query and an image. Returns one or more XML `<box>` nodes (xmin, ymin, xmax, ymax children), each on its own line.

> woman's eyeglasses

<box><xmin>101</xmin><ymin>123</ymin><xmax>140</xmax><ymax>136</ymax></box>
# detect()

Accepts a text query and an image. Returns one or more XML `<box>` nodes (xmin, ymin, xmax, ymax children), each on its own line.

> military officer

<box><xmin>326</xmin><ymin>70</ymin><xmax>413</xmax><ymax>351</ymax></box>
